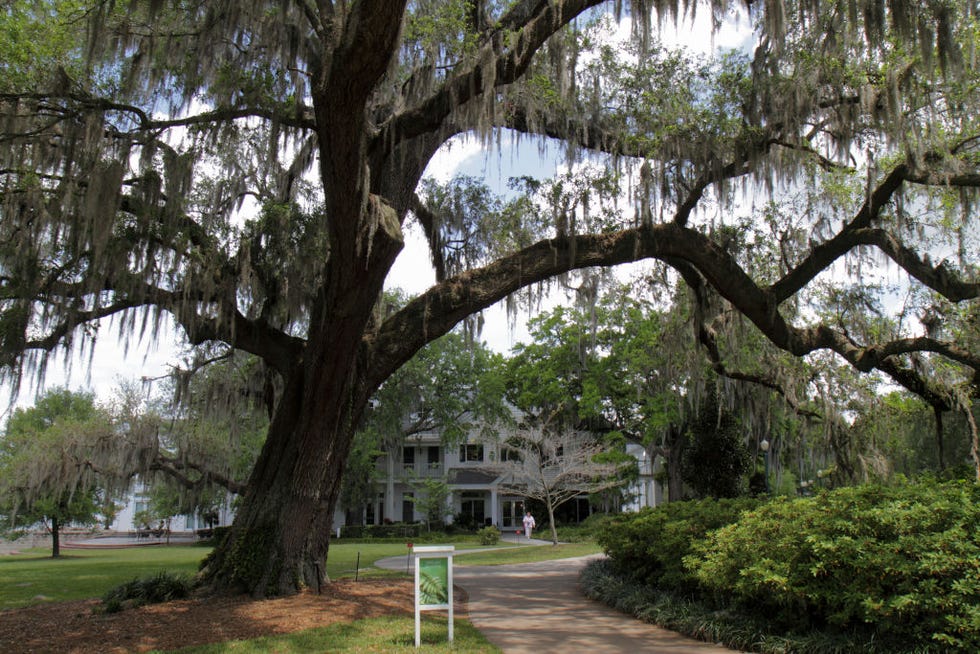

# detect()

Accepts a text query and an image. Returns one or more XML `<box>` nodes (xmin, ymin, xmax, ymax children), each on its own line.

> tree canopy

<box><xmin>0</xmin><ymin>388</ymin><xmax>116</xmax><ymax>556</ymax></box>
<box><xmin>1</xmin><ymin>0</ymin><xmax>979</xmax><ymax>595</ymax></box>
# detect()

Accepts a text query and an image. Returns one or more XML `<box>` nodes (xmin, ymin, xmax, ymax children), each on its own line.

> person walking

<box><xmin>522</xmin><ymin>511</ymin><xmax>536</xmax><ymax>539</ymax></box>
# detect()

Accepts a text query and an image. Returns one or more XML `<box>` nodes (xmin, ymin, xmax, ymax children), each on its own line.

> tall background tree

<box><xmin>0</xmin><ymin>389</ymin><xmax>119</xmax><ymax>557</ymax></box>
<box><xmin>339</xmin><ymin>326</ymin><xmax>507</xmax><ymax>523</ymax></box>
<box><xmin>1</xmin><ymin>1</ymin><xmax>979</xmax><ymax>595</ymax></box>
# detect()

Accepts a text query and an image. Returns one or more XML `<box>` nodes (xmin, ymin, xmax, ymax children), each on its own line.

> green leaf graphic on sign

<box><xmin>419</xmin><ymin>557</ymin><xmax>449</xmax><ymax>605</ymax></box>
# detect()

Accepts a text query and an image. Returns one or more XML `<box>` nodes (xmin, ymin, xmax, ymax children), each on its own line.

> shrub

<box><xmin>477</xmin><ymin>525</ymin><xmax>500</xmax><ymax>545</ymax></box>
<box><xmin>555</xmin><ymin>512</ymin><xmax>617</xmax><ymax>542</ymax></box>
<box><xmin>597</xmin><ymin>497</ymin><xmax>762</xmax><ymax>593</ymax></box>
<box><xmin>581</xmin><ymin>559</ymin><xmax>886</xmax><ymax>654</ymax></box>
<box><xmin>102</xmin><ymin>571</ymin><xmax>194</xmax><ymax>613</ymax></box>
<box><xmin>338</xmin><ymin>523</ymin><xmax>423</xmax><ymax>539</ymax></box>
<box><xmin>452</xmin><ymin>512</ymin><xmax>481</xmax><ymax>532</ymax></box>
<box><xmin>688</xmin><ymin>480</ymin><xmax>980</xmax><ymax>650</ymax></box>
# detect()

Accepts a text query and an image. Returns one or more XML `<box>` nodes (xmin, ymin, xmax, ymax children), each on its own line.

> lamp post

<box><xmin>760</xmin><ymin>438</ymin><xmax>771</xmax><ymax>494</ymax></box>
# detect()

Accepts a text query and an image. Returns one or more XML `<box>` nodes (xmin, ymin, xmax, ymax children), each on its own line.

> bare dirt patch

<box><xmin>0</xmin><ymin>579</ymin><xmax>414</xmax><ymax>653</ymax></box>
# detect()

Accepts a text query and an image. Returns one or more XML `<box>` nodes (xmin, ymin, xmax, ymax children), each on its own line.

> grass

<box><xmin>0</xmin><ymin>545</ymin><xmax>208</xmax><ymax>609</ymax></box>
<box><xmin>0</xmin><ymin>539</ymin><xmax>574</xmax><ymax>609</ymax></box>
<box><xmin>1</xmin><ymin>538</ymin><xmax>592</xmax><ymax>652</ymax></box>
<box><xmin>326</xmin><ymin>541</ymin><xmax>512</xmax><ymax>580</ymax></box>
<box><xmin>165</xmin><ymin>615</ymin><xmax>501</xmax><ymax>653</ymax></box>
<box><xmin>453</xmin><ymin>541</ymin><xmax>600</xmax><ymax>566</ymax></box>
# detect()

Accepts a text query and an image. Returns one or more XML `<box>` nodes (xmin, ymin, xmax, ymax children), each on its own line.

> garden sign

<box><xmin>413</xmin><ymin>545</ymin><xmax>454</xmax><ymax>647</ymax></box>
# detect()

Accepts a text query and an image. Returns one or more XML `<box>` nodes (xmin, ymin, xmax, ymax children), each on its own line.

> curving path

<box><xmin>377</xmin><ymin>548</ymin><xmax>738</xmax><ymax>653</ymax></box>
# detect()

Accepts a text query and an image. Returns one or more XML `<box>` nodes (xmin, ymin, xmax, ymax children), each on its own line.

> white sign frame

<box><xmin>413</xmin><ymin>545</ymin><xmax>454</xmax><ymax>648</ymax></box>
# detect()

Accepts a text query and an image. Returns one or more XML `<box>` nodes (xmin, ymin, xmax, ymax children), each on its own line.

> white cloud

<box><xmin>423</xmin><ymin>136</ymin><xmax>485</xmax><ymax>182</ymax></box>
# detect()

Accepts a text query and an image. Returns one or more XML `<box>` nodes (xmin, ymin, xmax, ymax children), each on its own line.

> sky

<box><xmin>2</xmin><ymin>5</ymin><xmax>755</xmax><ymax>417</ymax></box>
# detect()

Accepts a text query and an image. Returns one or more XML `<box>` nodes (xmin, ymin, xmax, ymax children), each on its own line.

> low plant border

<box><xmin>579</xmin><ymin>558</ymin><xmax>944</xmax><ymax>654</ymax></box>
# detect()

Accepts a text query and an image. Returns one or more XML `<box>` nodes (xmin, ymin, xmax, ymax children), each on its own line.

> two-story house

<box><xmin>363</xmin><ymin>429</ymin><xmax>530</xmax><ymax>530</ymax></box>
<box><xmin>347</xmin><ymin>423</ymin><xmax>663</xmax><ymax>530</ymax></box>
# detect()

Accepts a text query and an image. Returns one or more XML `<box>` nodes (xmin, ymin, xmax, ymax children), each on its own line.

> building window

<box><xmin>366</xmin><ymin>491</ymin><xmax>385</xmax><ymax>525</ymax></box>
<box><xmin>402</xmin><ymin>493</ymin><xmax>415</xmax><ymax>523</ymax></box>
<box><xmin>501</xmin><ymin>499</ymin><xmax>524</xmax><ymax>528</ymax></box>
<box><xmin>460</xmin><ymin>491</ymin><xmax>486</xmax><ymax>525</ymax></box>
<box><xmin>459</xmin><ymin>443</ymin><xmax>484</xmax><ymax>462</ymax></box>
<box><xmin>427</xmin><ymin>445</ymin><xmax>440</xmax><ymax>469</ymax></box>
<box><xmin>403</xmin><ymin>446</ymin><xmax>415</xmax><ymax>471</ymax></box>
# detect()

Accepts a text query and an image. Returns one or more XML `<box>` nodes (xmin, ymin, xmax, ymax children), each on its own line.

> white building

<box><xmin>108</xmin><ymin>479</ymin><xmax>235</xmax><ymax>536</ymax></box>
<box><xmin>107</xmin><ymin>425</ymin><xmax>662</xmax><ymax>535</ymax></box>
<box><xmin>621</xmin><ymin>443</ymin><xmax>664</xmax><ymax>512</ymax></box>
<box><xmin>347</xmin><ymin>426</ymin><xmax>663</xmax><ymax>530</ymax></box>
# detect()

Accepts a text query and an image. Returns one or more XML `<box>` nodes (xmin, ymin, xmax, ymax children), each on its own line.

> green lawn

<box><xmin>0</xmin><ymin>545</ymin><xmax>208</xmax><ymax>609</ymax></box>
<box><xmin>1</xmin><ymin>539</ymin><xmax>595</xmax><ymax>652</ymax></box>
<box><xmin>0</xmin><ymin>539</ymin><xmax>569</xmax><ymax>609</ymax></box>
<box><xmin>167</xmin><ymin>615</ymin><xmax>500</xmax><ymax>653</ymax></box>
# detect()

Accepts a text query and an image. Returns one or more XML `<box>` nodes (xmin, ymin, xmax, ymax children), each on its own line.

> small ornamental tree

<box><xmin>407</xmin><ymin>477</ymin><xmax>452</xmax><ymax>531</ymax></box>
<box><xmin>486</xmin><ymin>425</ymin><xmax>633</xmax><ymax>544</ymax></box>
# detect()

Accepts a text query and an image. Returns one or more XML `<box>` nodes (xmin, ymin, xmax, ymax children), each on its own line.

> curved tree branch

<box><xmin>377</xmin><ymin>0</ymin><xmax>605</xmax><ymax>154</ymax></box>
<box><xmin>149</xmin><ymin>454</ymin><xmax>247</xmax><ymax>495</ymax></box>
<box><xmin>370</xmin><ymin>213</ymin><xmax>976</xmax><ymax>411</ymax></box>
<box><xmin>771</xmin><ymin>162</ymin><xmax>980</xmax><ymax>302</ymax></box>
<box><xmin>667</xmin><ymin>256</ymin><xmax>822</xmax><ymax>418</ymax></box>
<box><xmin>0</xmin><ymin>93</ymin><xmax>316</xmax><ymax>133</ymax></box>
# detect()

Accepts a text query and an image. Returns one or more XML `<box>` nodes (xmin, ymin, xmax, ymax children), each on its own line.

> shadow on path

<box><xmin>378</xmin><ymin>550</ymin><xmax>739</xmax><ymax>653</ymax></box>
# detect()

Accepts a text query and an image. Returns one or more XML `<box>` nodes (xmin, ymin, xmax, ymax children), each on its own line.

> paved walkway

<box><xmin>377</xmin><ymin>548</ymin><xmax>738</xmax><ymax>653</ymax></box>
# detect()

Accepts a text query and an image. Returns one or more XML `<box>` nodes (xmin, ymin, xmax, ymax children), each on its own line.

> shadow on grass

<box><xmin>169</xmin><ymin>615</ymin><xmax>500</xmax><ymax>653</ymax></box>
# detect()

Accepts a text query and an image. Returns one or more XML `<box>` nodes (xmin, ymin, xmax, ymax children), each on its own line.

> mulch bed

<box><xmin>0</xmin><ymin>579</ymin><xmax>416</xmax><ymax>653</ymax></box>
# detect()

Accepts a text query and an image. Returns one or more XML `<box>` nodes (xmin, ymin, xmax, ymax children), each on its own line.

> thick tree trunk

<box><xmin>50</xmin><ymin>516</ymin><xmax>60</xmax><ymax>559</ymax></box>
<box><xmin>200</xmin><ymin>349</ymin><xmax>367</xmax><ymax>596</ymax></box>
<box><xmin>663</xmin><ymin>424</ymin><xmax>686</xmax><ymax>502</ymax></box>
<box><xmin>933</xmin><ymin>405</ymin><xmax>946</xmax><ymax>471</ymax></box>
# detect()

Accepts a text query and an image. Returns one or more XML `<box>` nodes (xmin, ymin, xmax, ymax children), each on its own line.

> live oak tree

<box><xmin>0</xmin><ymin>389</ymin><xmax>118</xmax><ymax>557</ymax></box>
<box><xmin>2</xmin><ymin>1</ymin><xmax>980</xmax><ymax>596</ymax></box>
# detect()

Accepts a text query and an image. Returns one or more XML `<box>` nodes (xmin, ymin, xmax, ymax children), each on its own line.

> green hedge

<box><xmin>596</xmin><ymin>497</ymin><xmax>762</xmax><ymax>593</ymax></box>
<box><xmin>338</xmin><ymin>523</ymin><xmax>424</xmax><ymax>539</ymax></box>
<box><xmin>687</xmin><ymin>481</ymin><xmax>980</xmax><ymax>650</ymax></box>
<box><xmin>555</xmin><ymin>512</ymin><xmax>618</xmax><ymax>542</ymax></box>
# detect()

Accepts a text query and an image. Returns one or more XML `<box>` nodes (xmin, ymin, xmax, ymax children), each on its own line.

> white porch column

<box><xmin>443</xmin><ymin>492</ymin><xmax>454</xmax><ymax>526</ymax></box>
<box><xmin>386</xmin><ymin>452</ymin><xmax>396</xmax><ymax>520</ymax></box>
<box><xmin>490</xmin><ymin>488</ymin><xmax>499</xmax><ymax>527</ymax></box>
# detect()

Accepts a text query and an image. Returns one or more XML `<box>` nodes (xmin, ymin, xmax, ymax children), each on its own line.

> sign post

<box><xmin>413</xmin><ymin>545</ymin><xmax>454</xmax><ymax>648</ymax></box>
